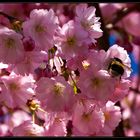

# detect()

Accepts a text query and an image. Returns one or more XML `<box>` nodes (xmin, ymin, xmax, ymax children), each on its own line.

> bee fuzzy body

<box><xmin>108</xmin><ymin>57</ymin><xmax>126</xmax><ymax>79</ymax></box>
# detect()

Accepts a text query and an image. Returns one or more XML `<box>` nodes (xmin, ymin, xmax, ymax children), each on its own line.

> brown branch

<box><xmin>113</xmin><ymin>101</ymin><xmax>125</xmax><ymax>137</ymax></box>
<box><xmin>129</xmin><ymin>87</ymin><xmax>140</xmax><ymax>94</ymax></box>
<box><xmin>0</xmin><ymin>11</ymin><xmax>18</xmax><ymax>23</ymax></box>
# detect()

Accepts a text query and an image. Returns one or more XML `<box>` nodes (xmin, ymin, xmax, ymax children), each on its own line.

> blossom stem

<box><xmin>69</xmin><ymin>72</ymin><xmax>81</xmax><ymax>94</ymax></box>
<box><xmin>38</xmin><ymin>107</ymin><xmax>46</xmax><ymax>113</ymax></box>
<box><xmin>32</xmin><ymin>111</ymin><xmax>35</xmax><ymax>124</ymax></box>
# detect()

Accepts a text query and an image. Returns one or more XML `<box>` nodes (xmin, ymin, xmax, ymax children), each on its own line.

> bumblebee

<box><xmin>108</xmin><ymin>57</ymin><xmax>131</xmax><ymax>78</ymax></box>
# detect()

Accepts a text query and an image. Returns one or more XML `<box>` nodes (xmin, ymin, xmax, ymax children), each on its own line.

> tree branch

<box><xmin>0</xmin><ymin>11</ymin><xmax>18</xmax><ymax>23</ymax></box>
<box><xmin>113</xmin><ymin>101</ymin><xmax>125</xmax><ymax>137</ymax></box>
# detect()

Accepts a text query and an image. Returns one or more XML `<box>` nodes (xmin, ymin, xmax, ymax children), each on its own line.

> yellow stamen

<box><xmin>82</xmin><ymin>60</ymin><xmax>90</xmax><ymax>70</ymax></box>
<box><xmin>67</xmin><ymin>37</ymin><xmax>76</xmax><ymax>46</ymax></box>
<box><xmin>12</xmin><ymin>20</ymin><xmax>22</xmax><ymax>32</ymax></box>
<box><xmin>53</xmin><ymin>83</ymin><xmax>65</xmax><ymax>95</ymax></box>
<box><xmin>91</xmin><ymin>77</ymin><xmax>101</xmax><ymax>88</ymax></box>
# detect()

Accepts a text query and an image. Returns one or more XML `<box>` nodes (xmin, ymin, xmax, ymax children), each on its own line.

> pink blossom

<box><xmin>44</xmin><ymin>112</ymin><xmax>67</xmax><ymax>136</ymax></box>
<box><xmin>36</xmin><ymin>76</ymin><xmax>76</xmax><ymax>113</ymax></box>
<box><xmin>124</xmin><ymin>129</ymin><xmax>135</xmax><ymax>137</ymax></box>
<box><xmin>98</xmin><ymin>101</ymin><xmax>121</xmax><ymax>135</ymax></box>
<box><xmin>12</xmin><ymin>50</ymin><xmax>47</xmax><ymax>76</ymax></box>
<box><xmin>72</xmin><ymin>99</ymin><xmax>105</xmax><ymax>135</ymax></box>
<box><xmin>100</xmin><ymin>3</ymin><xmax>126</xmax><ymax>23</ymax></box>
<box><xmin>58</xmin><ymin>14</ymin><xmax>69</xmax><ymax>26</ymax></box>
<box><xmin>0</xmin><ymin>123</ymin><xmax>9</xmax><ymax>136</ymax></box>
<box><xmin>0</xmin><ymin>26</ymin><xmax>25</xmax><ymax>64</ymax></box>
<box><xmin>54</xmin><ymin>20</ymin><xmax>88</xmax><ymax>59</ymax></box>
<box><xmin>22</xmin><ymin>9</ymin><xmax>59</xmax><ymax>51</ymax></box>
<box><xmin>12</xmin><ymin>120</ymin><xmax>44</xmax><ymax>136</ymax></box>
<box><xmin>75</xmin><ymin>4</ymin><xmax>103</xmax><ymax>45</ymax></box>
<box><xmin>131</xmin><ymin>43</ymin><xmax>140</xmax><ymax>63</ymax></box>
<box><xmin>77</xmin><ymin>69</ymin><xmax>116</xmax><ymax>103</ymax></box>
<box><xmin>67</xmin><ymin>55</ymin><xmax>86</xmax><ymax>72</ymax></box>
<box><xmin>118</xmin><ymin>12</ymin><xmax>140</xmax><ymax>37</ymax></box>
<box><xmin>0</xmin><ymin>15</ymin><xmax>10</xmax><ymax>28</ymax></box>
<box><xmin>85</xmin><ymin>49</ymin><xmax>107</xmax><ymax>70</ymax></box>
<box><xmin>49</xmin><ymin>55</ymin><xmax>64</xmax><ymax>75</ymax></box>
<box><xmin>4</xmin><ymin>110</ymin><xmax>31</xmax><ymax>132</ymax></box>
<box><xmin>121</xmin><ymin>91</ymin><xmax>135</xmax><ymax>110</ymax></box>
<box><xmin>126</xmin><ymin>94</ymin><xmax>140</xmax><ymax>134</ymax></box>
<box><xmin>0</xmin><ymin>4</ymin><xmax>26</xmax><ymax>20</ymax></box>
<box><xmin>0</xmin><ymin>62</ymin><xmax>8</xmax><ymax>69</ymax></box>
<box><xmin>0</xmin><ymin>72</ymin><xmax>35</xmax><ymax>108</ymax></box>
<box><xmin>72</xmin><ymin>127</ymin><xmax>89</xmax><ymax>136</ymax></box>
<box><xmin>130</xmin><ymin>107</ymin><xmax>140</xmax><ymax>133</ymax></box>
<box><xmin>105</xmin><ymin>44</ymin><xmax>131</xmax><ymax>78</ymax></box>
<box><xmin>109</xmin><ymin>79</ymin><xmax>131</xmax><ymax>103</ymax></box>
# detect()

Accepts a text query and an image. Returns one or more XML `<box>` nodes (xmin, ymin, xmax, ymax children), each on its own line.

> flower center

<box><xmin>82</xmin><ymin>112</ymin><xmax>91</xmax><ymax>122</ymax></box>
<box><xmin>81</xmin><ymin>20</ymin><xmax>90</xmax><ymax>30</ymax></box>
<box><xmin>35</xmin><ymin>24</ymin><xmax>45</xmax><ymax>33</ymax></box>
<box><xmin>54</xmin><ymin>117</ymin><xmax>62</xmax><ymax>123</ymax></box>
<box><xmin>104</xmin><ymin>111</ymin><xmax>110</xmax><ymax>121</ymax></box>
<box><xmin>53</xmin><ymin>83</ymin><xmax>65</xmax><ymax>95</ymax></box>
<box><xmin>8</xmin><ymin>82</ymin><xmax>20</xmax><ymax>91</ymax></box>
<box><xmin>67</xmin><ymin>37</ymin><xmax>76</xmax><ymax>46</ymax></box>
<box><xmin>91</xmin><ymin>77</ymin><xmax>101</xmax><ymax>88</ymax></box>
<box><xmin>5</xmin><ymin>38</ymin><xmax>15</xmax><ymax>48</ymax></box>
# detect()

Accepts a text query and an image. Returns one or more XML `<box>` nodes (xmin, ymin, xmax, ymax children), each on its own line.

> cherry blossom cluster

<box><xmin>0</xmin><ymin>3</ymin><xmax>132</xmax><ymax>136</ymax></box>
